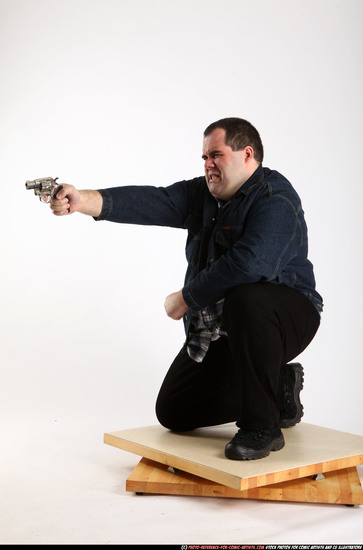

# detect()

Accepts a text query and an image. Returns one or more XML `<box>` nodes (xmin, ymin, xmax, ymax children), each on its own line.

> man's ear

<box><xmin>243</xmin><ymin>146</ymin><xmax>254</xmax><ymax>161</ymax></box>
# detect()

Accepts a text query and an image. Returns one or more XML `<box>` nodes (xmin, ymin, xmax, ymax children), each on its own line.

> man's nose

<box><xmin>204</xmin><ymin>156</ymin><xmax>215</xmax><ymax>170</ymax></box>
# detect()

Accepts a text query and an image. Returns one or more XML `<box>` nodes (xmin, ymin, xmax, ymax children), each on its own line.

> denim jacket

<box><xmin>96</xmin><ymin>165</ymin><xmax>323</xmax><ymax>336</ymax></box>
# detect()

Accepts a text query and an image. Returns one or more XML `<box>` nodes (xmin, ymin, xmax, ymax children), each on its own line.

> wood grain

<box><xmin>127</xmin><ymin>458</ymin><xmax>363</xmax><ymax>505</ymax></box>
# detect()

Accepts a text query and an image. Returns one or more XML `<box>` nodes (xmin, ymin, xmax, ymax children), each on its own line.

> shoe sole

<box><xmin>225</xmin><ymin>433</ymin><xmax>285</xmax><ymax>461</ymax></box>
<box><xmin>280</xmin><ymin>363</ymin><xmax>304</xmax><ymax>429</ymax></box>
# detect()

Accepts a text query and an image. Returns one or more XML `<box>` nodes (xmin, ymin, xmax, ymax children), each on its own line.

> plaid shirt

<box><xmin>187</xmin><ymin>299</ymin><xmax>227</xmax><ymax>363</ymax></box>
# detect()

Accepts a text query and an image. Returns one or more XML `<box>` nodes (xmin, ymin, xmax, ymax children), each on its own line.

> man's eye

<box><xmin>201</xmin><ymin>153</ymin><xmax>222</xmax><ymax>160</ymax></box>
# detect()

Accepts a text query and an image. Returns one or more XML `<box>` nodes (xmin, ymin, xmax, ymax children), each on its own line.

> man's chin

<box><xmin>209</xmin><ymin>187</ymin><xmax>228</xmax><ymax>201</ymax></box>
<box><xmin>207</xmin><ymin>181</ymin><xmax>222</xmax><ymax>197</ymax></box>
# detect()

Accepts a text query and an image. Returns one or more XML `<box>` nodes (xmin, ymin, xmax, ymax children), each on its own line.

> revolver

<box><xmin>25</xmin><ymin>176</ymin><xmax>63</xmax><ymax>203</ymax></box>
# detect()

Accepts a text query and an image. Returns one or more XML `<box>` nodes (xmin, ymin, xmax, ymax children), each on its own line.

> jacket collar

<box><xmin>234</xmin><ymin>164</ymin><xmax>264</xmax><ymax>199</ymax></box>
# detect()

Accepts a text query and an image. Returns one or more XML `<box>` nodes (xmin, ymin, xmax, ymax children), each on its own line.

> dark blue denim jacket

<box><xmin>96</xmin><ymin>165</ymin><xmax>323</xmax><ymax>335</ymax></box>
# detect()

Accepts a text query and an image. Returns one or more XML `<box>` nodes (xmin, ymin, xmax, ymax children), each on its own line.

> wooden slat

<box><xmin>126</xmin><ymin>458</ymin><xmax>363</xmax><ymax>505</ymax></box>
<box><xmin>104</xmin><ymin>422</ymin><xmax>363</xmax><ymax>492</ymax></box>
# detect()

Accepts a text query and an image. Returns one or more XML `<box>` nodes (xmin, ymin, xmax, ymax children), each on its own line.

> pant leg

<box><xmin>155</xmin><ymin>337</ymin><xmax>240</xmax><ymax>431</ymax></box>
<box><xmin>222</xmin><ymin>283</ymin><xmax>321</xmax><ymax>430</ymax></box>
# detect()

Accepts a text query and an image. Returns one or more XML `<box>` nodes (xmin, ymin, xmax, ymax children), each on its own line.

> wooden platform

<box><xmin>104</xmin><ymin>422</ymin><xmax>363</xmax><ymax>504</ymax></box>
<box><xmin>127</xmin><ymin>458</ymin><xmax>363</xmax><ymax>505</ymax></box>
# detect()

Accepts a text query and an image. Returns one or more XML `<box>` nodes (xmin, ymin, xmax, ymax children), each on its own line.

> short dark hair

<box><xmin>204</xmin><ymin>117</ymin><xmax>264</xmax><ymax>164</ymax></box>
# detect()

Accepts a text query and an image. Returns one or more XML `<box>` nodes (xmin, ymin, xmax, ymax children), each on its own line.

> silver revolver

<box><xmin>25</xmin><ymin>176</ymin><xmax>70</xmax><ymax>212</ymax></box>
<box><xmin>25</xmin><ymin>176</ymin><xmax>62</xmax><ymax>203</ymax></box>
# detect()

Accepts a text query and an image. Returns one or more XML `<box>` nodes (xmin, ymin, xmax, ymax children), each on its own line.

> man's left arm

<box><xmin>181</xmin><ymin>194</ymin><xmax>304</xmax><ymax>311</ymax></box>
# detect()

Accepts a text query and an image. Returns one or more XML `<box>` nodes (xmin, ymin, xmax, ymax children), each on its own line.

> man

<box><xmin>50</xmin><ymin>118</ymin><xmax>323</xmax><ymax>460</ymax></box>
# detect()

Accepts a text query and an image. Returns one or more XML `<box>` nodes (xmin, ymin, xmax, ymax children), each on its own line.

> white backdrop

<box><xmin>1</xmin><ymin>0</ymin><xmax>362</xmax><ymax>437</ymax></box>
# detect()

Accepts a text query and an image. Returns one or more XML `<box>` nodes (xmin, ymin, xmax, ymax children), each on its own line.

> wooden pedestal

<box><xmin>104</xmin><ymin>423</ymin><xmax>363</xmax><ymax>505</ymax></box>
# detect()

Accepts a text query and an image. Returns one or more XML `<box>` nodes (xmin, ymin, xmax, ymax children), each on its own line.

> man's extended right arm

<box><xmin>50</xmin><ymin>184</ymin><xmax>103</xmax><ymax>218</ymax></box>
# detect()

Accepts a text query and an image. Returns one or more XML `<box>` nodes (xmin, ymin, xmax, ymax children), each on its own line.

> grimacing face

<box><xmin>202</xmin><ymin>128</ymin><xmax>253</xmax><ymax>201</ymax></box>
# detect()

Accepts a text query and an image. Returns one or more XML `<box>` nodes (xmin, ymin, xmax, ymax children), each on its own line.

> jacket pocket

<box><xmin>215</xmin><ymin>225</ymin><xmax>244</xmax><ymax>249</ymax></box>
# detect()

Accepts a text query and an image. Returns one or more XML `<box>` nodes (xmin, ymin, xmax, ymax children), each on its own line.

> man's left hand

<box><xmin>164</xmin><ymin>290</ymin><xmax>188</xmax><ymax>320</ymax></box>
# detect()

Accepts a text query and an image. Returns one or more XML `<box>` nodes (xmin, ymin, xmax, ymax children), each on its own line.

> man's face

<box><xmin>202</xmin><ymin>128</ymin><xmax>251</xmax><ymax>201</ymax></box>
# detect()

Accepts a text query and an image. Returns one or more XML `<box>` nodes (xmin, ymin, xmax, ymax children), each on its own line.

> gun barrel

<box><xmin>25</xmin><ymin>180</ymin><xmax>40</xmax><ymax>190</ymax></box>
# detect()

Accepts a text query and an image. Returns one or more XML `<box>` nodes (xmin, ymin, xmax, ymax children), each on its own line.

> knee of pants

<box><xmin>155</xmin><ymin>393</ymin><xmax>191</xmax><ymax>432</ymax></box>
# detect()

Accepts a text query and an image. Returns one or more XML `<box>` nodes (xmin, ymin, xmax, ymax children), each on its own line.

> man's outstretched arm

<box><xmin>50</xmin><ymin>184</ymin><xmax>103</xmax><ymax>218</ymax></box>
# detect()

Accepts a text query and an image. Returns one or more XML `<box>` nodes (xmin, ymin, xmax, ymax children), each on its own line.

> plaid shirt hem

<box><xmin>187</xmin><ymin>299</ymin><xmax>227</xmax><ymax>363</ymax></box>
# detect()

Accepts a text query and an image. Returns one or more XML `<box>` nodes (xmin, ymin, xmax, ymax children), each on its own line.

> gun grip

<box><xmin>54</xmin><ymin>185</ymin><xmax>71</xmax><ymax>213</ymax></box>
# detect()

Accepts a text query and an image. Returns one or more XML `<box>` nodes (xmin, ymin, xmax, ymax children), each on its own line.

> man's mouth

<box><xmin>208</xmin><ymin>172</ymin><xmax>221</xmax><ymax>182</ymax></box>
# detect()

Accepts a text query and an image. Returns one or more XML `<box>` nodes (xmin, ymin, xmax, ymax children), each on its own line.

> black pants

<box><xmin>155</xmin><ymin>283</ymin><xmax>321</xmax><ymax>431</ymax></box>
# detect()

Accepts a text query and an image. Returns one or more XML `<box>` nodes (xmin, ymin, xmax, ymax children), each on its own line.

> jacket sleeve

<box><xmin>182</xmin><ymin>193</ymin><xmax>305</xmax><ymax>310</ymax></box>
<box><xmin>94</xmin><ymin>179</ymin><xmax>203</xmax><ymax>229</ymax></box>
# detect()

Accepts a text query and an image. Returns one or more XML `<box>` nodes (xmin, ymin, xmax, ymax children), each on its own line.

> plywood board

<box><xmin>127</xmin><ymin>458</ymin><xmax>363</xmax><ymax>505</ymax></box>
<box><xmin>104</xmin><ymin>423</ymin><xmax>363</xmax><ymax>491</ymax></box>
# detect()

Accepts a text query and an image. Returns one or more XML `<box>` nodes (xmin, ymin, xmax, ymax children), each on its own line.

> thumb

<box><xmin>54</xmin><ymin>185</ymin><xmax>66</xmax><ymax>199</ymax></box>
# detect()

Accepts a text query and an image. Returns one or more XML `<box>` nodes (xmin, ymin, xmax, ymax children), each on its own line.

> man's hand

<box><xmin>50</xmin><ymin>185</ymin><xmax>103</xmax><ymax>217</ymax></box>
<box><xmin>50</xmin><ymin>184</ymin><xmax>81</xmax><ymax>216</ymax></box>
<box><xmin>164</xmin><ymin>290</ymin><xmax>188</xmax><ymax>320</ymax></box>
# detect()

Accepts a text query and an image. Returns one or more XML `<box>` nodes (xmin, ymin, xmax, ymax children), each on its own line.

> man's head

<box><xmin>202</xmin><ymin>118</ymin><xmax>263</xmax><ymax>201</ymax></box>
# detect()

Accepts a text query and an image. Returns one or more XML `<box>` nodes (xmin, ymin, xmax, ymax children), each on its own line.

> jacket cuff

<box><xmin>182</xmin><ymin>285</ymin><xmax>202</xmax><ymax>311</ymax></box>
<box><xmin>93</xmin><ymin>189</ymin><xmax>113</xmax><ymax>221</ymax></box>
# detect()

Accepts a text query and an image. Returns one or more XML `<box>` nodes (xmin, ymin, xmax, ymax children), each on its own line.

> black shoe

<box><xmin>225</xmin><ymin>427</ymin><xmax>285</xmax><ymax>460</ymax></box>
<box><xmin>279</xmin><ymin>362</ymin><xmax>304</xmax><ymax>428</ymax></box>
